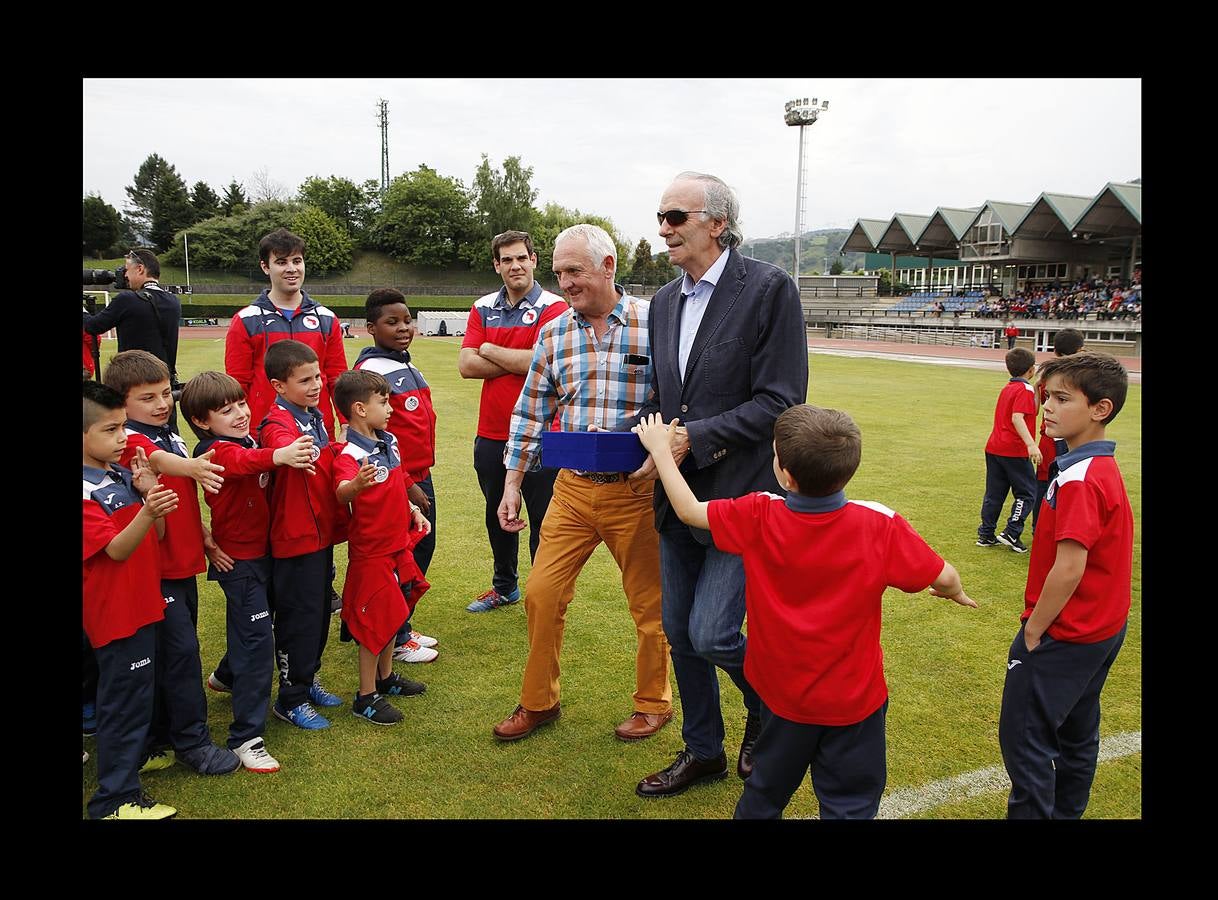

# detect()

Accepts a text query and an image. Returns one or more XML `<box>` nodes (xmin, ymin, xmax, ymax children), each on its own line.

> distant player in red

<box><xmin>354</xmin><ymin>288</ymin><xmax>439</xmax><ymax>661</ymax></box>
<box><xmin>258</xmin><ymin>340</ymin><xmax>346</xmax><ymax>730</ymax></box>
<box><xmin>225</xmin><ymin>228</ymin><xmax>349</xmax><ymax>440</ymax></box>
<box><xmin>103</xmin><ymin>351</ymin><xmax>240</xmax><ymax>777</ymax></box>
<box><xmin>999</xmin><ymin>352</ymin><xmax>1133</xmax><ymax>819</ymax></box>
<box><xmin>180</xmin><ymin>371</ymin><xmax>316</xmax><ymax>773</ymax></box>
<box><xmin>634</xmin><ymin>405</ymin><xmax>976</xmax><ymax>819</ymax></box>
<box><xmin>82</xmin><ymin>380</ymin><xmax>178</xmax><ymax>819</ymax></box>
<box><xmin>458</xmin><ymin>230</ymin><xmax>567</xmax><ymax>612</ymax></box>
<box><xmin>1033</xmin><ymin>328</ymin><xmax>1085</xmax><ymax>533</ymax></box>
<box><xmin>977</xmin><ymin>347</ymin><xmax>1042</xmax><ymax>553</ymax></box>
<box><xmin>331</xmin><ymin>369</ymin><xmax>432</xmax><ymax>726</ymax></box>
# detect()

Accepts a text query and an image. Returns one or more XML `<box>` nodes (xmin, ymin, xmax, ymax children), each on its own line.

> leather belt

<box><xmin>572</xmin><ymin>470</ymin><xmax>623</xmax><ymax>484</ymax></box>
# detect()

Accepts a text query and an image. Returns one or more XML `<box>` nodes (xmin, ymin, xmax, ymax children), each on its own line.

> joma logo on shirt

<box><xmin>130</xmin><ymin>657</ymin><xmax>151</xmax><ymax>671</ymax></box>
<box><xmin>250</xmin><ymin>610</ymin><xmax>270</xmax><ymax>623</ymax></box>
<box><xmin>103</xmin><ymin>492</ymin><xmax>117</xmax><ymax>505</ymax></box>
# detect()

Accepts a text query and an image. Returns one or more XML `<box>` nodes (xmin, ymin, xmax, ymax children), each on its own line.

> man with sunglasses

<box><xmin>631</xmin><ymin>172</ymin><xmax>808</xmax><ymax>799</ymax></box>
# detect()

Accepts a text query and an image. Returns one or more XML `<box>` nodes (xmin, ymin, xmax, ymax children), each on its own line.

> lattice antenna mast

<box><xmin>377</xmin><ymin>99</ymin><xmax>390</xmax><ymax>194</ymax></box>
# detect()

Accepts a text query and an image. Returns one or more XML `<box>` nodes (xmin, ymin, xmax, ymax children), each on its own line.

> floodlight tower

<box><xmin>784</xmin><ymin>96</ymin><xmax>830</xmax><ymax>279</ymax></box>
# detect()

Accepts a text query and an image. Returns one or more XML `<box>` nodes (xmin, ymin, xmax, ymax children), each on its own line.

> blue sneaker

<box><xmin>466</xmin><ymin>587</ymin><xmax>521</xmax><ymax>613</ymax></box>
<box><xmin>273</xmin><ymin>700</ymin><xmax>330</xmax><ymax>731</ymax></box>
<box><xmin>308</xmin><ymin>679</ymin><xmax>343</xmax><ymax>708</ymax></box>
<box><xmin>82</xmin><ymin>702</ymin><xmax>98</xmax><ymax>737</ymax></box>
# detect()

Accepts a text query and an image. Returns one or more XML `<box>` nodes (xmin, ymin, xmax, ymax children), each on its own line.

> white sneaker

<box><xmin>410</xmin><ymin>629</ymin><xmax>438</xmax><ymax>649</ymax></box>
<box><xmin>393</xmin><ymin>639</ymin><xmax>438</xmax><ymax>663</ymax></box>
<box><xmin>233</xmin><ymin>737</ymin><xmax>280</xmax><ymax>773</ymax></box>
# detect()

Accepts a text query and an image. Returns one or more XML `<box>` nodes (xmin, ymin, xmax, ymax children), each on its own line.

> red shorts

<box><xmin>340</xmin><ymin>548</ymin><xmax>430</xmax><ymax>652</ymax></box>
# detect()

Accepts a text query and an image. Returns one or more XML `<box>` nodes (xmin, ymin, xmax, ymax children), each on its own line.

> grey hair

<box><xmin>555</xmin><ymin>223</ymin><xmax>617</xmax><ymax>277</ymax></box>
<box><xmin>674</xmin><ymin>171</ymin><xmax>743</xmax><ymax>249</ymax></box>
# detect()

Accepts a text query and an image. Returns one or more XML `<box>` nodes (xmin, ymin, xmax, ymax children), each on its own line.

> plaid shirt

<box><xmin>504</xmin><ymin>289</ymin><xmax>654</xmax><ymax>472</ymax></box>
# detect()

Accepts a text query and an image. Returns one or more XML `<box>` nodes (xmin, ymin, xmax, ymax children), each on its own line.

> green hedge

<box><xmin>178</xmin><ymin>295</ymin><xmax>478</xmax><ymax>318</ymax></box>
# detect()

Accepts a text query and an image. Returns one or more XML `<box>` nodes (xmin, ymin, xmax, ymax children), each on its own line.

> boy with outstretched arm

<box><xmin>82</xmin><ymin>380</ymin><xmax>179</xmax><ymax>818</ymax></box>
<box><xmin>353</xmin><ymin>289</ymin><xmax>439</xmax><ymax>662</ymax></box>
<box><xmin>977</xmin><ymin>347</ymin><xmax>1042</xmax><ymax>553</ymax></box>
<box><xmin>634</xmin><ymin>406</ymin><xmax>976</xmax><ymax>819</ymax></box>
<box><xmin>259</xmin><ymin>340</ymin><xmax>346</xmax><ymax>729</ymax></box>
<box><xmin>332</xmin><ymin>369</ymin><xmax>431</xmax><ymax>724</ymax></box>
<box><xmin>180</xmin><ymin>371</ymin><xmax>316</xmax><ymax>772</ymax></box>
<box><xmin>998</xmin><ymin>352</ymin><xmax>1133</xmax><ymax>819</ymax></box>
<box><xmin>103</xmin><ymin>351</ymin><xmax>241</xmax><ymax>776</ymax></box>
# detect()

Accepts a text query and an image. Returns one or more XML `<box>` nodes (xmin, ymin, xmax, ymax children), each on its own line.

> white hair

<box><xmin>674</xmin><ymin>171</ymin><xmax>743</xmax><ymax>249</ymax></box>
<box><xmin>555</xmin><ymin>223</ymin><xmax>617</xmax><ymax>277</ymax></box>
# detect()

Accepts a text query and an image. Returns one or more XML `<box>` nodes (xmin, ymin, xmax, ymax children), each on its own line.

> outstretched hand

<box><xmin>929</xmin><ymin>586</ymin><xmax>979</xmax><ymax>608</ymax></box>
<box><xmin>633</xmin><ymin>413</ymin><xmax>679</xmax><ymax>455</ymax></box>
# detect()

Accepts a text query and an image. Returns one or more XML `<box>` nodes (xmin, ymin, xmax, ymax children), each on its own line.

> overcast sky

<box><xmin>83</xmin><ymin>78</ymin><xmax>1140</xmax><ymax>248</ymax></box>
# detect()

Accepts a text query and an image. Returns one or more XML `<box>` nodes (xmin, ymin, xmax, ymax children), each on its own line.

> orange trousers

<box><xmin>519</xmin><ymin>470</ymin><xmax>671</xmax><ymax>715</ymax></box>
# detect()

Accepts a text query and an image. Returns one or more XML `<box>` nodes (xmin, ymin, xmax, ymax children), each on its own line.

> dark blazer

<box><xmin>639</xmin><ymin>248</ymin><xmax>809</xmax><ymax>542</ymax></box>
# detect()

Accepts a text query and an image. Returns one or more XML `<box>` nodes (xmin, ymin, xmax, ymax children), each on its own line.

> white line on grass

<box><xmin>874</xmin><ymin>730</ymin><xmax>1141</xmax><ymax>819</ymax></box>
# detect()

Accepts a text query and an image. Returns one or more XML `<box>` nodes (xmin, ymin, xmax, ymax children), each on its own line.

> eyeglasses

<box><xmin>657</xmin><ymin>209</ymin><xmax>707</xmax><ymax>227</ymax></box>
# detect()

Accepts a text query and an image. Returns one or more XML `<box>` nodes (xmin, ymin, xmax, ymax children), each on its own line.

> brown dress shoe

<box><xmin>636</xmin><ymin>749</ymin><xmax>728</xmax><ymax>798</ymax></box>
<box><xmin>738</xmin><ymin>711</ymin><xmax>762</xmax><ymax>779</ymax></box>
<box><xmin>492</xmin><ymin>703</ymin><xmax>561</xmax><ymax>741</ymax></box>
<box><xmin>614</xmin><ymin>709</ymin><xmax>674</xmax><ymax>741</ymax></box>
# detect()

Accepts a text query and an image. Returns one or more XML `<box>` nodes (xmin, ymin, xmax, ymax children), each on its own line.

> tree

<box><xmin>124</xmin><ymin>153</ymin><xmax>196</xmax><ymax>249</ymax></box>
<box><xmin>163</xmin><ymin>200</ymin><xmax>301</xmax><ymax>272</ymax></box>
<box><xmin>297</xmin><ymin>175</ymin><xmax>377</xmax><ymax>243</ymax></box>
<box><xmin>372</xmin><ymin>165</ymin><xmax>477</xmax><ymax>268</ymax></box>
<box><xmin>470</xmin><ymin>154</ymin><xmax>538</xmax><ymax>244</ymax></box>
<box><xmin>628</xmin><ymin>238</ymin><xmax>655</xmax><ymax>283</ymax></box>
<box><xmin>82</xmin><ymin>194</ymin><xmax>123</xmax><ymax>258</ymax></box>
<box><xmin>221</xmin><ymin>180</ymin><xmax>248</xmax><ymax>216</ymax></box>
<box><xmin>249</xmin><ymin>167</ymin><xmax>288</xmax><ymax>203</ymax></box>
<box><xmin>290</xmin><ymin>206</ymin><xmax>354</xmax><ymax>276</ymax></box>
<box><xmin>190</xmin><ymin>181</ymin><xmax>222</xmax><ymax>222</ymax></box>
<box><xmin>830</xmin><ymin>258</ymin><xmax>844</xmax><ymax>275</ymax></box>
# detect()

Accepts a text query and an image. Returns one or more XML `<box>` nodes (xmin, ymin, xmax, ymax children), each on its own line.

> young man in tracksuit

<box><xmin>225</xmin><ymin>228</ymin><xmax>349</xmax><ymax>441</ymax></box>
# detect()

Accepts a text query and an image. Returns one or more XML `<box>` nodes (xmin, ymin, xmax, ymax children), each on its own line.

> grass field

<box><xmin>82</xmin><ymin>337</ymin><xmax>1142</xmax><ymax>819</ymax></box>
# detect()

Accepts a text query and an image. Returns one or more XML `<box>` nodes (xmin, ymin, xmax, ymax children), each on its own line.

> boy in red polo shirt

<box><xmin>82</xmin><ymin>380</ymin><xmax>178</xmax><ymax>818</ymax></box>
<box><xmin>998</xmin><ymin>352</ymin><xmax>1133</xmax><ymax>819</ymax></box>
<box><xmin>259</xmin><ymin>340</ymin><xmax>346</xmax><ymax>730</ymax></box>
<box><xmin>103</xmin><ymin>351</ymin><xmax>240</xmax><ymax>777</ymax></box>
<box><xmin>180</xmin><ymin>371</ymin><xmax>316</xmax><ymax>772</ymax></box>
<box><xmin>977</xmin><ymin>347</ymin><xmax>1042</xmax><ymax>553</ymax></box>
<box><xmin>635</xmin><ymin>406</ymin><xmax>976</xmax><ymax>819</ymax></box>
<box><xmin>354</xmin><ymin>288</ymin><xmax>439</xmax><ymax>662</ymax></box>
<box><xmin>331</xmin><ymin>370</ymin><xmax>431</xmax><ymax>725</ymax></box>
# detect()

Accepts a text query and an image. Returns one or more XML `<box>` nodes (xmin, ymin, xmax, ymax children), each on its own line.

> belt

<box><xmin>571</xmin><ymin>470</ymin><xmax>623</xmax><ymax>484</ymax></box>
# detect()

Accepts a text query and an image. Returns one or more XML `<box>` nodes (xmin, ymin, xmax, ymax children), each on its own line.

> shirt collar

<box><xmin>358</xmin><ymin>345</ymin><xmax>411</xmax><ymax>366</ymax></box>
<box><xmin>125</xmin><ymin>418</ymin><xmax>182</xmax><ymax>452</ymax></box>
<box><xmin>785</xmin><ymin>489</ymin><xmax>848</xmax><ymax>513</ymax></box>
<box><xmin>344</xmin><ymin>427</ymin><xmax>389</xmax><ymax>454</ymax></box>
<box><xmin>82</xmin><ymin>464</ymin><xmax>128</xmax><ymax>486</ymax></box>
<box><xmin>275</xmin><ymin>397</ymin><xmax>328</xmax><ymax>445</ymax></box>
<box><xmin>494</xmin><ymin>281</ymin><xmax>543</xmax><ymax>310</ymax></box>
<box><xmin>1055</xmin><ymin>439</ymin><xmax>1116</xmax><ymax>472</ymax></box>
<box><xmin>571</xmin><ymin>286</ymin><xmax>632</xmax><ymax>329</ymax></box>
<box><xmin>680</xmin><ymin>247</ymin><xmax>731</xmax><ymax>296</ymax></box>
<box><xmin>1009</xmin><ymin>377</ymin><xmax>1031</xmax><ymax>385</ymax></box>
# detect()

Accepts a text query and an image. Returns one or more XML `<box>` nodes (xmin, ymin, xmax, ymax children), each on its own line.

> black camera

<box><xmin>82</xmin><ymin>266</ymin><xmax>129</xmax><ymax>289</ymax></box>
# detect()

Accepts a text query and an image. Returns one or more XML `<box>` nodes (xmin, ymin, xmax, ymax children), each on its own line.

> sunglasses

<box><xmin>657</xmin><ymin>209</ymin><xmax>707</xmax><ymax>227</ymax></box>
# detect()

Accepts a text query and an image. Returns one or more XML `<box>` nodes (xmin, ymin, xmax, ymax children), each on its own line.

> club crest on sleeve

<box><xmin>522</xmin><ymin>308</ymin><xmax>538</xmax><ymax>325</ymax></box>
<box><xmin>405</xmin><ymin>396</ymin><xmax>420</xmax><ymax>411</ymax></box>
<box><xmin>302</xmin><ymin>315</ymin><xmax>320</xmax><ymax>330</ymax></box>
<box><xmin>309</xmin><ymin>445</ymin><xmax>322</xmax><ymax>462</ymax></box>
<box><xmin>374</xmin><ymin>466</ymin><xmax>390</xmax><ymax>484</ymax></box>
<box><xmin>258</xmin><ymin>472</ymin><xmax>271</xmax><ymax>488</ymax></box>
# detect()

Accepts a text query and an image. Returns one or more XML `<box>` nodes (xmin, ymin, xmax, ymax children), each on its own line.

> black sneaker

<box><xmin>376</xmin><ymin>672</ymin><xmax>426</xmax><ymax>697</ymax></box>
<box><xmin>976</xmin><ymin>535</ymin><xmax>1000</xmax><ymax>547</ymax></box>
<box><xmin>352</xmin><ymin>692</ymin><xmax>403</xmax><ymax>725</ymax></box>
<box><xmin>997</xmin><ymin>531</ymin><xmax>1029</xmax><ymax>553</ymax></box>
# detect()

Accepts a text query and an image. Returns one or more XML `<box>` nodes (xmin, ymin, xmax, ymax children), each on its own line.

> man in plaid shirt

<box><xmin>491</xmin><ymin>224</ymin><xmax>673</xmax><ymax>743</ymax></box>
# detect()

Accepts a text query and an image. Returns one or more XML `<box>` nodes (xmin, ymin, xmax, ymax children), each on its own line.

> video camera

<box><xmin>83</xmin><ymin>267</ymin><xmax>130</xmax><ymax>290</ymax></box>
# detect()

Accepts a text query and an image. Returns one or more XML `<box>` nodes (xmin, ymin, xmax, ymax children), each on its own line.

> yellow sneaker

<box><xmin>101</xmin><ymin>792</ymin><xmax>177</xmax><ymax>819</ymax></box>
<box><xmin>138</xmin><ymin>749</ymin><xmax>175</xmax><ymax>774</ymax></box>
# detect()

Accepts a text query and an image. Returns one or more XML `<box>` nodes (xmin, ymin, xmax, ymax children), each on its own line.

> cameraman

<box><xmin>83</xmin><ymin>249</ymin><xmax>181</xmax><ymax>382</ymax></box>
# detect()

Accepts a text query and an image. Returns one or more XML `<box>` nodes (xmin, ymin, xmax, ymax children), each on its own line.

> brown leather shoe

<box><xmin>738</xmin><ymin>711</ymin><xmax>762</xmax><ymax>779</ymax></box>
<box><xmin>614</xmin><ymin>709</ymin><xmax>674</xmax><ymax>741</ymax></box>
<box><xmin>492</xmin><ymin>703</ymin><xmax>561</xmax><ymax>741</ymax></box>
<box><xmin>635</xmin><ymin>749</ymin><xmax>728</xmax><ymax>798</ymax></box>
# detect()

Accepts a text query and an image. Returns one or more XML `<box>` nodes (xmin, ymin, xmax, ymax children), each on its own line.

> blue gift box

<box><xmin>541</xmin><ymin>430</ymin><xmax>647</xmax><ymax>473</ymax></box>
